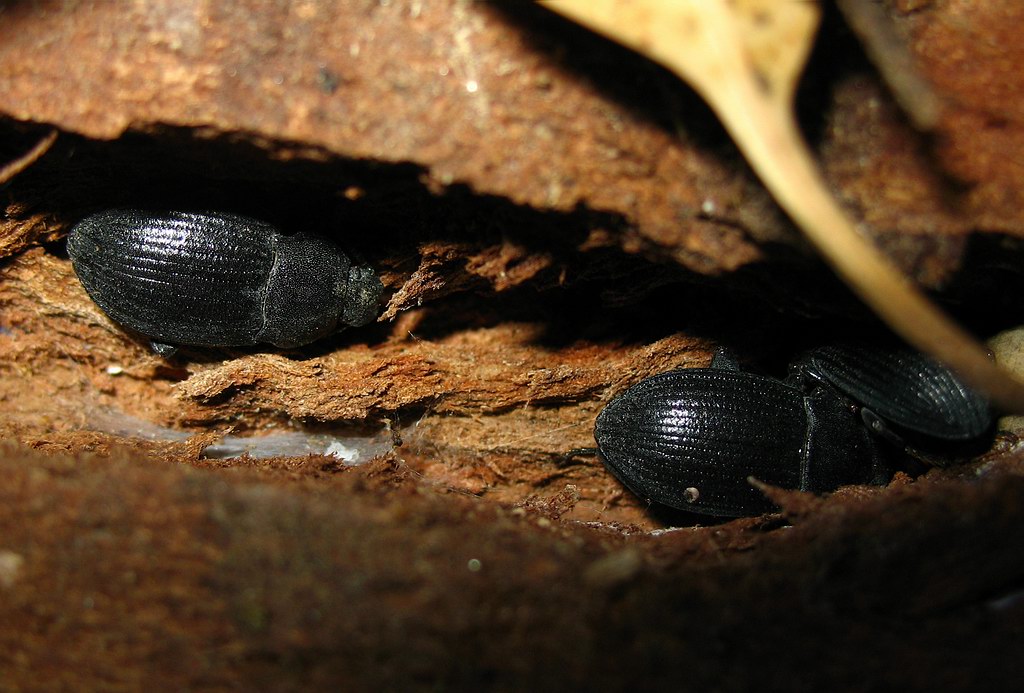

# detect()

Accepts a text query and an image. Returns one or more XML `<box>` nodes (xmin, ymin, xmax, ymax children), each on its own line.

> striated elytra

<box><xmin>67</xmin><ymin>210</ymin><xmax>383</xmax><ymax>353</ymax></box>
<box><xmin>593</xmin><ymin>346</ymin><xmax>992</xmax><ymax>517</ymax></box>
<box><xmin>795</xmin><ymin>344</ymin><xmax>992</xmax><ymax>443</ymax></box>
<box><xmin>594</xmin><ymin>353</ymin><xmax>889</xmax><ymax>517</ymax></box>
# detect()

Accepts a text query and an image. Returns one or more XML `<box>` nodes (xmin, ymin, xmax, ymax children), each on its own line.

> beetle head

<box><xmin>341</xmin><ymin>265</ymin><xmax>384</xmax><ymax>327</ymax></box>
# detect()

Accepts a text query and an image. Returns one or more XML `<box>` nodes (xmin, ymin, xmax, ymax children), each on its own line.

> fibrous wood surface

<box><xmin>2</xmin><ymin>1</ymin><xmax>1024</xmax><ymax>689</ymax></box>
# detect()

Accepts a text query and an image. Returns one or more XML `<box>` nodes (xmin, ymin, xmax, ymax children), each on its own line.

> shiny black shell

<box><xmin>801</xmin><ymin>344</ymin><xmax>992</xmax><ymax>441</ymax></box>
<box><xmin>67</xmin><ymin>210</ymin><xmax>382</xmax><ymax>349</ymax></box>
<box><xmin>594</xmin><ymin>369</ymin><xmax>882</xmax><ymax>516</ymax></box>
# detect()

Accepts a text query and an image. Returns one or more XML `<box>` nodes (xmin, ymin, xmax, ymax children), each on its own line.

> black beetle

<box><xmin>67</xmin><ymin>210</ymin><xmax>383</xmax><ymax>354</ymax></box>
<box><xmin>592</xmin><ymin>345</ymin><xmax>991</xmax><ymax>517</ymax></box>
<box><xmin>793</xmin><ymin>344</ymin><xmax>992</xmax><ymax>452</ymax></box>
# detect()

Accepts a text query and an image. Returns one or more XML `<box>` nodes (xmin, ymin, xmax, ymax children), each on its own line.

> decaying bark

<box><xmin>2</xmin><ymin>0</ymin><xmax>1024</xmax><ymax>688</ymax></box>
<box><xmin>2</xmin><ymin>444</ymin><xmax>1024</xmax><ymax>690</ymax></box>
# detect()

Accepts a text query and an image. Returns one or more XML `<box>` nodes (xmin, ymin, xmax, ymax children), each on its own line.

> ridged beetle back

<box><xmin>591</xmin><ymin>342</ymin><xmax>991</xmax><ymax>517</ymax></box>
<box><xmin>803</xmin><ymin>344</ymin><xmax>992</xmax><ymax>441</ymax></box>
<box><xmin>595</xmin><ymin>370</ymin><xmax>807</xmax><ymax>516</ymax></box>
<box><xmin>67</xmin><ymin>210</ymin><xmax>382</xmax><ymax>350</ymax></box>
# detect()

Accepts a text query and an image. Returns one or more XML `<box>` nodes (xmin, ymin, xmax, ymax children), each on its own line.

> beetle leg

<box><xmin>709</xmin><ymin>347</ymin><xmax>742</xmax><ymax>371</ymax></box>
<box><xmin>860</xmin><ymin>407</ymin><xmax>906</xmax><ymax>447</ymax></box>
<box><xmin>861</xmin><ymin>406</ymin><xmax>987</xmax><ymax>468</ymax></box>
<box><xmin>560</xmin><ymin>447</ymin><xmax>600</xmax><ymax>467</ymax></box>
<box><xmin>150</xmin><ymin>341</ymin><xmax>178</xmax><ymax>357</ymax></box>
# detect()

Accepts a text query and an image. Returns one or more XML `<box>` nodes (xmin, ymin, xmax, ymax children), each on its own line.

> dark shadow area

<box><xmin>0</xmin><ymin>0</ymin><xmax>64</xmax><ymax>24</ymax></box>
<box><xmin>485</xmin><ymin>4</ymin><xmax>736</xmax><ymax>150</ymax></box>
<box><xmin>0</xmin><ymin>121</ymin><xmax>58</xmax><ymax>178</ymax></box>
<box><xmin>489</xmin><ymin>2</ymin><xmax>881</xmax><ymax>159</ymax></box>
<box><xmin>942</xmin><ymin>232</ymin><xmax>1024</xmax><ymax>334</ymax></box>
<box><xmin>794</xmin><ymin>2</ymin><xmax>876</xmax><ymax>146</ymax></box>
<box><xmin>9</xmin><ymin>122</ymin><xmax>1021</xmax><ymax>374</ymax></box>
<box><xmin>646</xmin><ymin>501</ymin><xmax>782</xmax><ymax>530</ymax></box>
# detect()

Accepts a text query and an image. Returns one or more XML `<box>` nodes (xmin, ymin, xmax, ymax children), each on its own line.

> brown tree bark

<box><xmin>2</xmin><ymin>1</ymin><xmax>1023</xmax><ymax>689</ymax></box>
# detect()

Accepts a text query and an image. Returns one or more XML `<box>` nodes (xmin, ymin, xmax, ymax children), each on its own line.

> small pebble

<box><xmin>0</xmin><ymin>550</ymin><xmax>24</xmax><ymax>589</ymax></box>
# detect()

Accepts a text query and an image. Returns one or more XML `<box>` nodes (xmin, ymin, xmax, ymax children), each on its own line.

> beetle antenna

<box><xmin>561</xmin><ymin>447</ymin><xmax>600</xmax><ymax>467</ymax></box>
